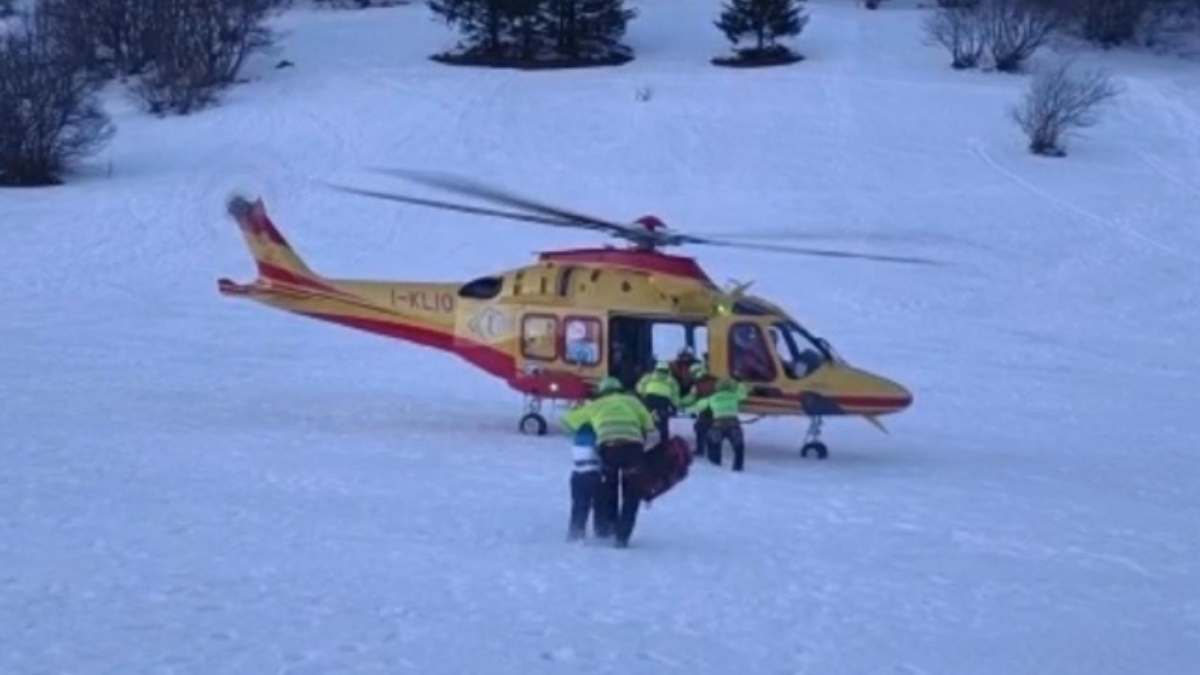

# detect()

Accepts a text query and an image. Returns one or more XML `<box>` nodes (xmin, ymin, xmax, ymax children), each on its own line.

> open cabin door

<box><xmin>607</xmin><ymin>315</ymin><xmax>709</xmax><ymax>390</ymax></box>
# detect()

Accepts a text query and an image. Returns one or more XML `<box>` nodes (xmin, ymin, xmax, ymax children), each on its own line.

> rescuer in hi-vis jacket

<box><xmin>685</xmin><ymin>377</ymin><xmax>750</xmax><ymax>472</ymax></box>
<box><xmin>562</xmin><ymin>377</ymin><xmax>657</xmax><ymax>548</ymax></box>
<box><xmin>680</xmin><ymin>362</ymin><xmax>719</xmax><ymax>457</ymax></box>
<box><xmin>636</xmin><ymin>361</ymin><xmax>680</xmax><ymax>442</ymax></box>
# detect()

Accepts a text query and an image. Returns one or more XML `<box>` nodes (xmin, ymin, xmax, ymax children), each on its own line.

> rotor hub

<box><xmin>634</xmin><ymin>215</ymin><xmax>667</xmax><ymax>232</ymax></box>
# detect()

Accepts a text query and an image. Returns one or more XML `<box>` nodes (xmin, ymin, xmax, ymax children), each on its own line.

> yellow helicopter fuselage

<box><xmin>218</xmin><ymin>198</ymin><xmax>913</xmax><ymax>422</ymax></box>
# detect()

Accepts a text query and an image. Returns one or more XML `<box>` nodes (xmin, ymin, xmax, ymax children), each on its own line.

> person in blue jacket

<box><xmin>566</xmin><ymin>422</ymin><xmax>606</xmax><ymax>541</ymax></box>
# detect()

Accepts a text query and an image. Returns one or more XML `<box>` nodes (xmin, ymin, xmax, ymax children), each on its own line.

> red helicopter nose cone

<box><xmin>635</xmin><ymin>215</ymin><xmax>666</xmax><ymax>231</ymax></box>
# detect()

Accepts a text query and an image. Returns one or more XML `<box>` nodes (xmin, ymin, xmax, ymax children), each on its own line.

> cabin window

<box><xmin>459</xmin><ymin>276</ymin><xmax>503</xmax><ymax>299</ymax></box>
<box><xmin>563</xmin><ymin>316</ymin><xmax>602</xmax><ymax>367</ymax></box>
<box><xmin>522</xmin><ymin>314</ymin><xmax>558</xmax><ymax>361</ymax></box>
<box><xmin>689</xmin><ymin>324</ymin><xmax>709</xmax><ymax>369</ymax></box>
<box><xmin>557</xmin><ymin>267</ymin><xmax>577</xmax><ymax>296</ymax></box>
<box><xmin>728</xmin><ymin>322</ymin><xmax>777</xmax><ymax>382</ymax></box>
<box><xmin>651</xmin><ymin>323</ymin><xmax>689</xmax><ymax>364</ymax></box>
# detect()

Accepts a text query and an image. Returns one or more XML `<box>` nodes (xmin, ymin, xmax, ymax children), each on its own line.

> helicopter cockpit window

<box><xmin>728</xmin><ymin>322</ymin><xmax>777</xmax><ymax>382</ymax></box>
<box><xmin>563</xmin><ymin>317</ymin><xmax>602</xmax><ymax>367</ymax></box>
<box><xmin>771</xmin><ymin>320</ymin><xmax>826</xmax><ymax>379</ymax></box>
<box><xmin>732</xmin><ymin>299</ymin><xmax>774</xmax><ymax>316</ymax></box>
<box><xmin>458</xmin><ymin>276</ymin><xmax>503</xmax><ymax>299</ymax></box>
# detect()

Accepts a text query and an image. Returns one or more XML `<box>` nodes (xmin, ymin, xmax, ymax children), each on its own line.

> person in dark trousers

<box><xmin>566</xmin><ymin>422</ymin><xmax>604</xmax><ymax>541</ymax></box>
<box><xmin>680</xmin><ymin>362</ymin><xmax>718</xmax><ymax>457</ymax></box>
<box><xmin>562</xmin><ymin>377</ymin><xmax>657</xmax><ymax>548</ymax></box>
<box><xmin>685</xmin><ymin>377</ymin><xmax>750</xmax><ymax>471</ymax></box>
<box><xmin>670</xmin><ymin>347</ymin><xmax>699</xmax><ymax>397</ymax></box>
<box><xmin>636</xmin><ymin>361</ymin><xmax>680</xmax><ymax>443</ymax></box>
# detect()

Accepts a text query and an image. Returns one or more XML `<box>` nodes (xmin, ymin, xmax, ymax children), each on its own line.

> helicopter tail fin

<box><xmin>220</xmin><ymin>195</ymin><xmax>324</xmax><ymax>295</ymax></box>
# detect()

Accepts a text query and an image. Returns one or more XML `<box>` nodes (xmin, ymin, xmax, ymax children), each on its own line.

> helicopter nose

<box><xmin>883</xmin><ymin>372</ymin><xmax>907</xmax><ymax>403</ymax></box>
<box><xmin>842</xmin><ymin>366</ymin><xmax>913</xmax><ymax>413</ymax></box>
<box><xmin>876</xmin><ymin>374</ymin><xmax>914</xmax><ymax>411</ymax></box>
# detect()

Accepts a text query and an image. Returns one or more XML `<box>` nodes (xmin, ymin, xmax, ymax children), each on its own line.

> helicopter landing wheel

<box><xmin>800</xmin><ymin>415</ymin><xmax>829</xmax><ymax>460</ymax></box>
<box><xmin>801</xmin><ymin>441</ymin><xmax>829</xmax><ymax>460</ymax></box>
<box><xmin>519</xmin><ymin>412</ymin><xmax>548</xmax><ymax>436</ymax></box>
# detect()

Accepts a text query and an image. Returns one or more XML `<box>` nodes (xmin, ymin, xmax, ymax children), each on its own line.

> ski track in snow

<box><xmin>1140</xmin><ymin>151</ymin><xmax>1200</xmax><ymax>199</ymax></box>
<box><xmin>2</xmin><ymin>2</ymin><xmax>1200</xmax><ymax>674</ymax></box>
<box><xmin>969</xmin><ymin>138</ymin><xmax>1198</xmax><ymax>264</ymax></box>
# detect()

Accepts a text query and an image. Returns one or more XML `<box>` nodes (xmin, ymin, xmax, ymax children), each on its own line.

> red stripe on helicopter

<box><xmin>240</xmin><ymin>200</ymin><xmax>292</xmax><ymax>247</ymax></box>
<box><xmin>258</xmin><ymin>262</ymin><xmax>352</xmax><ymax>297</ymax></box>
<box><xmin>539</xmin><ymin>248</ymin><xmax>714</xmax><ymax>283</ymax></box>
<box><xmin>295</xmin><ymin>311</ymin><xmax>515</xmax><ymax>379</ymax></box>
<box><xmin>749</xmin><ymin>394</ymin><xmax>911</xmax><ymax>413</ymax></box>
<box><xmin>835</xmin><ymin>394</ymin><xmax>913</xmax><ymax>409</ymax></box>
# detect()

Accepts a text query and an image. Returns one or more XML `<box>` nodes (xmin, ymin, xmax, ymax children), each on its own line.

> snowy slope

<box><xmin>2</xmin><ymin>1</ymin><xmax>1199</xmax><ymax>673</ymax></box>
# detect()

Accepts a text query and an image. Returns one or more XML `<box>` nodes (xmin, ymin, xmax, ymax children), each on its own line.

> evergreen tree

<box><xmin>428</xmin><ymin>0</ymin><xmax>539</xmax><ymax>58</ymax></box>
<box><xmin>431</xmin><ymin>0</ymin><xmax>634</xmax><ymax>62</ymax></box>
<box><xmin>572</xmin><ymin>0</ymin><xmax>635</xmax><ymax>57</ymax></box>
<box><xmin>715</xmin><ymin>0</ymin><xmax>808</xmax><ymax>53</ymax></box>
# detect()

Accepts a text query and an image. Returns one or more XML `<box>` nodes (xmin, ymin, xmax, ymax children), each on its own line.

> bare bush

<box><xmin>1066</xmin><ymin>0</ymin><xmax>1154</xmax><ymax>46</ymax></box>
<box><xmin>1132</xmin><ymin>0</ymin><xmax>1199</xmax><ymax>46</ymax></box>
<box><xmin>132</xmin><ymin>0</ymin><xmax>282</xmax><ymax>115</ymax></box>
<box><xmin>979</xmin><ymin>0</ymin><xmax>1062</xmax><ymax>72</ymax></box>
<box><xmin>924</xmin><ymin>4</ymin><xmax>987</xmax><ymax>68</ymax></box>
<box><xmin>924</xmin><ymin>0</ymin><xmax>1059</xmax><ymax>72</ymax></box>
<box><xmin>313</xmin><ymin>0</ymin><xmax>402</xmax><ymax>6</ymax></box>
<box><xmin>40</xmin><ymin>0</ymin><xmax>159</xmax><ymax>76</ymax></box>
<box><xmin>0</xmin><ymin>6</ymin><xmax>115</xmax><ymax>186</ymax></box>
<box><xmin>1011</xmin><ymin>59</ymin><xmax>1121</xmax><ymax>156</ymax></box>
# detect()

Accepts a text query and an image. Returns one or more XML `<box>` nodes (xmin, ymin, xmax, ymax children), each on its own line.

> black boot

<box><xmin>730</xmin><ymin>424</ymin><xmax>746</xmax><ymax>472</ymax></box>
<box><xmin>707</xmin><ymin>434</ymin><xmax>722</xmax><ymax>466</ymax></box>
<box><xmin>593</xmin><ymin>469</ymin><xmax>618</xmax><ymax>538</ymax></box>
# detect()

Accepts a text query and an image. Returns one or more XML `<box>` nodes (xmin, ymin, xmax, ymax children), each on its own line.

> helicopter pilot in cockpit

<box><xmin>730</xmin><ymin>324</ymin><xmax>774</xmax><ymax>382</ymax></box>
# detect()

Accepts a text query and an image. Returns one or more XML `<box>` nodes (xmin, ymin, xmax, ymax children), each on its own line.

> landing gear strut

<box><xmin>518</xmin><ymin>395</ymin><xmax>548</xmax><ymax>436</ymax></box>
<box><xmin>800</xmin><ymin>415</ymin><xmax>829</xmax><ymax>460</ymax></box>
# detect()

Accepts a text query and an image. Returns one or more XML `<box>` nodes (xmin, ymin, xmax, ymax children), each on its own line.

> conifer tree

<box><xmin>715</xmin><ymin>0</ymin><xmax>808</xmax><ymax>54</ymax></box>
<box><xmin>431</xmin><ymin>0</ymin><xmax>635</xmax><ymax>63</ymax></box>
<box><xmin>428</xmin><ymin>0</ymin><xmax>522</xmax><ymax>58</ymax></box>
<box><xmin>533</xmin><ymin>0</ymin><xmax>635</xmax><ymax>59</ymax></box>
<box><xmin>573</xmin><ymin>0</ymin><xmax>635</xmax><ymax>56</ymax></box>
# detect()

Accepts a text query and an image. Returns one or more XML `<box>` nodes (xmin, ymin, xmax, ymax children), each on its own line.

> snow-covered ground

<box><xmin>3</xmin><ymin>1</ymin><xmax>1199</xmax><ymax>673</ymax></box>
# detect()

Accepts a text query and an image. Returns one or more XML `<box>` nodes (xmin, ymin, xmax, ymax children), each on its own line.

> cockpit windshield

<box><xmin>769</xmin><ymin>320</ymin><xmax>829</xmax><ymax>379</ymax></box>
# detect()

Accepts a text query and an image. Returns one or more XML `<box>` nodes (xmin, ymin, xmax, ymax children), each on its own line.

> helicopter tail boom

<box><xmin>226</xmin><ymin>196</ymin><xmax>320</xmax><ymax>282</ymax></box>
<box><xmin>217</xmin><ymin>195</ymin><xmax>345</xmax><ymax>301</ymax></box>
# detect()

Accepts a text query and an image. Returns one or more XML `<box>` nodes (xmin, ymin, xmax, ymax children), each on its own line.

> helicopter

<box><xmin>217</xmin><ymin>169</ymin><xmax>931</xmax><ymax>459</ymax></box>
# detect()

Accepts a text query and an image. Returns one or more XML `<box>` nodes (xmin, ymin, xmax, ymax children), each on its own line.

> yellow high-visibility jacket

<box><xmin>563</xmin><ymin>393</ymin><xmax>656</xmax><ymax>446</ymax></box>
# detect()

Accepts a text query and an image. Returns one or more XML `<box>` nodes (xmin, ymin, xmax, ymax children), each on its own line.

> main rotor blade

<box><xmin>325</xmin><ymin>183</ymin><xmax>614</xmax><ymax>232</ymax></box>
<box><xmin>372</xmin><ymin>168</ymin><xmax>648</xmax><ymax>240</ymax></box>
<box><xmin>698</xmin><ymin>227</ymin><xmax>924</xmax><ymax>243</ymax></box>
<box><xmin>687</xmin><ymin>236</ymin><xmax>940</xmax><ymax>266</ymax></box>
